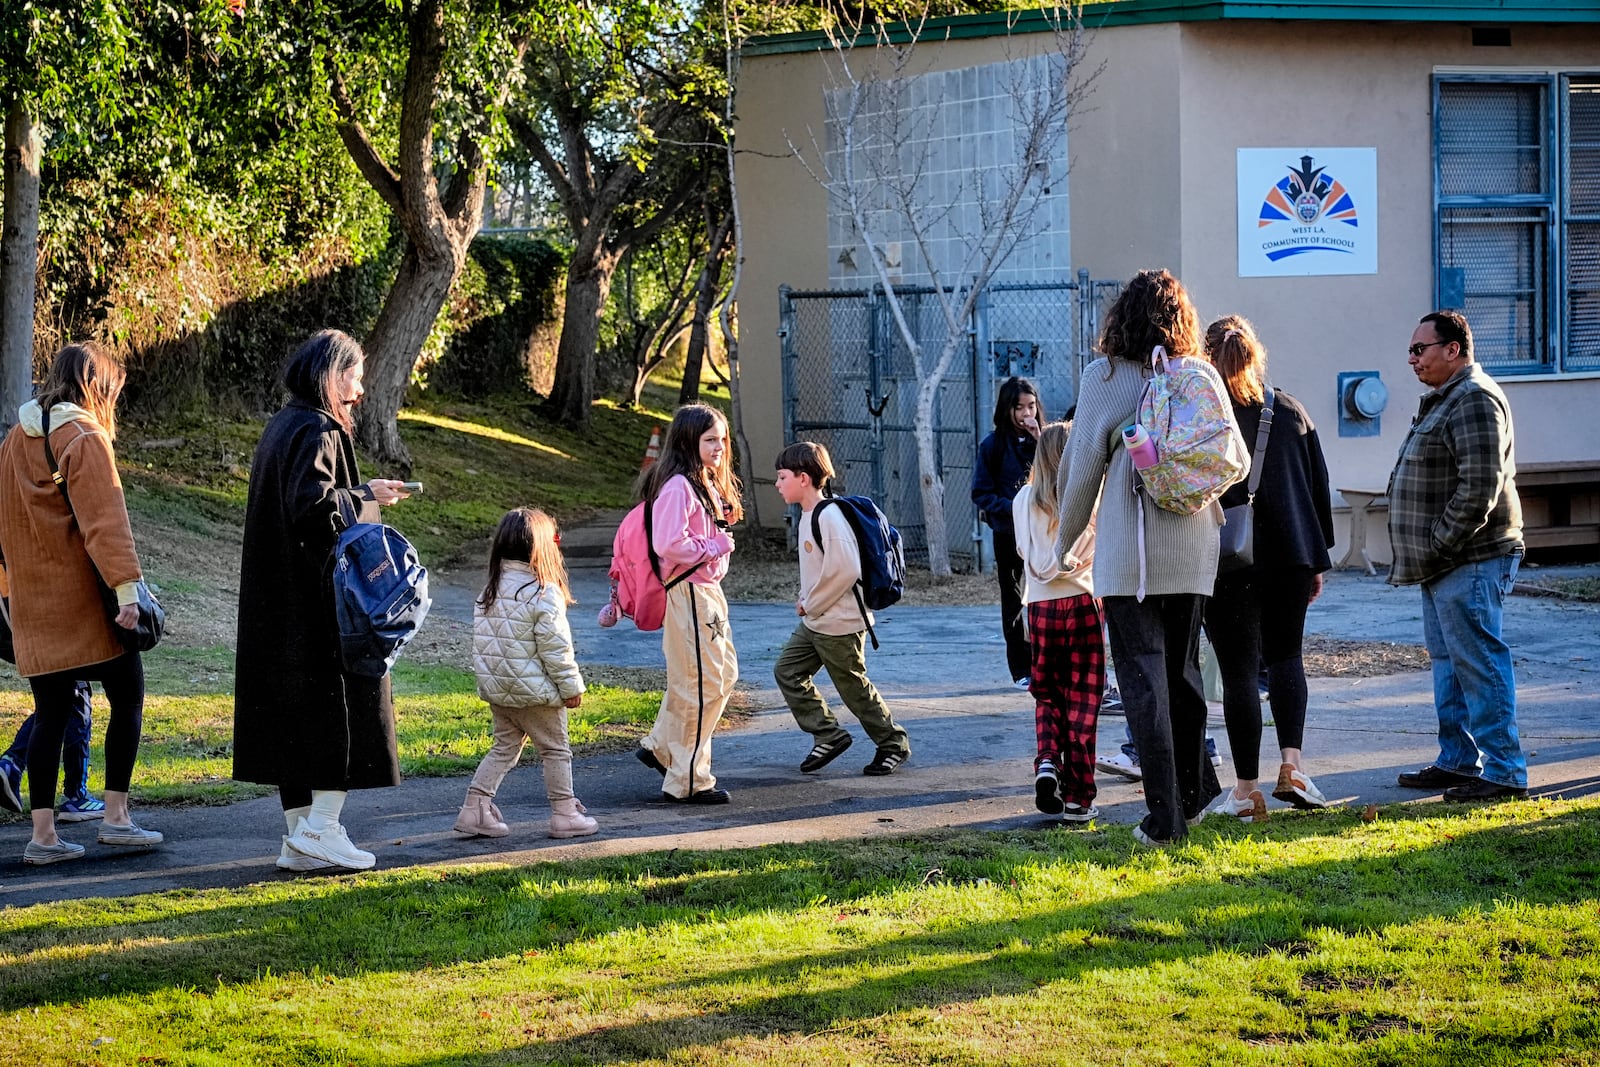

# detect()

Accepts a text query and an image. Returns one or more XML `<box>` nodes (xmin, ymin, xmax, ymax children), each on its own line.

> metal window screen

<box><xmin>1439</xmin><ymin>82</ymin><xmax>1546</xmax><ymax>197</ymax></box>
<box><xmin>1566</xmin><ymin>78</ymin><xmax>1600</xmax><ymax>371</ymax></box>
<box><xmin>1440</xmin><ymin>207</ymin><xmax>1549</xmax><ymax>372</ymax></box>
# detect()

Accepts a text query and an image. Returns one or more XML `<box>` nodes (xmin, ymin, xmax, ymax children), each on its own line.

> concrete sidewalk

<box><xmin>3</xmin><ymin>530</ymin><xmax>1596</xmax><ymax>908</ymax></box>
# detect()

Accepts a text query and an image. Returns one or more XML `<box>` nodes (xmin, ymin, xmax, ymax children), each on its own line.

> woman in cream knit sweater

<box><xmin>1053</xmin><ymin>270</ymin><xmax>1242</xmax><ymax>846</ymax></box>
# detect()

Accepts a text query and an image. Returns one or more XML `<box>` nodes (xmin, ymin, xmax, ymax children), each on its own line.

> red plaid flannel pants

<box><xmin>1027</xmin><ymin>592</ymin><xmax>1105</xmax><ymax>807</ymax></box>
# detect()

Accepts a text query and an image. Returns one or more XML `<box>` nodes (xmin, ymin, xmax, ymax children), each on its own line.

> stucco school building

<box><xmin>733</xmin><ymin>0</ymin><xmax>1600</xmax><ymax>569</ymax></box>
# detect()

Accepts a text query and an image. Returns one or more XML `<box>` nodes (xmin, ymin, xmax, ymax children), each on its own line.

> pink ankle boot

<box><xmin>454</xmin><ymin>793</ymin><xmax>509</xmax><ymax>838</ymax></box>
<box><xmin>548</xmin><ymin>797</ymin><xmax>598</xmax><ymax>839</ymax></box>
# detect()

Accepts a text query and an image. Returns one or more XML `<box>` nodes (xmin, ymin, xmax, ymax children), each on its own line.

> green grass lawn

<box><xmin>1</xmin><ymin>799</ymin><xmax>1596</xmax><ymax>1064</ymax></box>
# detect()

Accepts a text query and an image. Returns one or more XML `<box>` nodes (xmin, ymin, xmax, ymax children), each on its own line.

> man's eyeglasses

<box><xmin>1408</xmin><ymin>340</ymin><xmax>1450</xmax><ymax>358</ymax></box>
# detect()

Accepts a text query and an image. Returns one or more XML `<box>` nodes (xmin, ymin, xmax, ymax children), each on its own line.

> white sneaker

<box><xmin>1013</xmin><ymin>677</ymin><xmax>1032</xmax><ymax>691</ymax></box>
<box><xmin>97</xmin><ymin>821</ymin><xmax>163</xmax><ymax>847</ymax></box>
<box><xmin>1095</xmin><ymin>751</ymin><xmax>1143</xmax><ymax>780</ymax></box>
<box><xmin>1272</xmin><ymin>763</ymin><xmax>1330</xmax><ymax>809</ymax></box>
<box><xmin>1206</xmin><ymin>789</ymin><xmax>1269</xmax><ymax>824</ymax></box>
<box><xmin>285</xmin><ymin>818</ymin><xmax>375</xmax><ymax>870</ymax></box>
<box><xmin>276</xmin><ymin>836</ymin><xmax>337</xmax><ymax>872</ymax></box>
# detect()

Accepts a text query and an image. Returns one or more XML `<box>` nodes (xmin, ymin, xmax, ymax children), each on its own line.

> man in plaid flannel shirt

<box><xmin>1387</xmin><ymin>310</ymin><xmax>1527</xmax><ymax>801</ymax></box>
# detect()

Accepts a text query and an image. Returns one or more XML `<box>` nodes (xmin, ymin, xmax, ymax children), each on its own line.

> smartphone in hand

<box><xmin>399</xmin><ymin>481</ymin><xmax>423</xmax><ymax>493</ymax></box>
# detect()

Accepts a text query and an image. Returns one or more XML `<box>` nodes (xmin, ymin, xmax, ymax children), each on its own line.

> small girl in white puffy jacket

<box><xmin>455</xmin><ymin>507</ymin><xmax>597</xmax><ymax>840</ymax></box>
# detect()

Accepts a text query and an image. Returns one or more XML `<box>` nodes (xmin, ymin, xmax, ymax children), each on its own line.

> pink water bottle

<box><xmin>1123</xmin><ymin>423</ymin><xmax>1159</xmax><ymax>469</ymax></box>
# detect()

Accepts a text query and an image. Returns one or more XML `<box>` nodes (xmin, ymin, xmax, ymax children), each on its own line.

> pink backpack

<box><xmin>601</xmin><ymin>499</ymin><xmax>707</xmax><ymax>631</ymax></box>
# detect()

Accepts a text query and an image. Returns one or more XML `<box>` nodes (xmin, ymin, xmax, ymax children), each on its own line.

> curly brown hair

<box><xmin>1098</xmin><ymin>269</ymin><xmax>1203</xmax><ymax>367</ymax></box>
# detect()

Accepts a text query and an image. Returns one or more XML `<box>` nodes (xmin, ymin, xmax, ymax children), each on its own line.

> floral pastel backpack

<box><xmin>1128</xmin><ymin>345</ymin><xmax>1249</xmax><ymax>599</ymax></box>
<box><xmin>1134</xmin><ymin>345</ymin><xmax>1249</xmax><ymax>516</ymax></box>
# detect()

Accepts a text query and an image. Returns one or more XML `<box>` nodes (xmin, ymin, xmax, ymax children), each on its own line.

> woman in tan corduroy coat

<box><xmin>0</xmin><ymin>342</ymin><xmax>163</xmax><ymax>865</ymax></box>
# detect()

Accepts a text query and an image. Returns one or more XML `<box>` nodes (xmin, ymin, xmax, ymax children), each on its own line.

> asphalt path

<box><xmin>3</xmin><ymin>517</ymin><xmax>1596</xmax><ymax>909</ymax></box>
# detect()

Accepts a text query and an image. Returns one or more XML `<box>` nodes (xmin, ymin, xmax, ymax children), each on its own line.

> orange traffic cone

<box><xmin>640</xmin><ymin>426</ymin><xmax>662</xmax><ymax>471</ymax></box>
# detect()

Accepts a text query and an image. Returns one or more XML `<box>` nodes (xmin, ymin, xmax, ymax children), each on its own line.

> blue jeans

<box><xmin>1420</xmin><ymin>553</ymin><xmax>1525</xmax><ymax>788</ymax></box>
<box><xmin>2</xmin><ymin>681</ymin><xmax>93</xmax><ymax>797</ymax></box>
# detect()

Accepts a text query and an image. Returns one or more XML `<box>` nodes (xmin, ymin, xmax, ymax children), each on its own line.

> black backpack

<box><xmin>811</xmin><ymin>494</ymin><xmax>905</xmax><ymax>649</ymax></box>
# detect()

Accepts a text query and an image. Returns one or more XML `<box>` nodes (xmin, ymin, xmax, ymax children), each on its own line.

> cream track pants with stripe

<box><xmin>641</xmin><ymin>580</ymin><xmax>738</xmax><ymax>798</ymax></box>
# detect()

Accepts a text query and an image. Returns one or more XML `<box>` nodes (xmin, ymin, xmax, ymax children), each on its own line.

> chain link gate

<box><xmin>778</xmin><ymin>271</ymin><xmax>1121</xmax><ymax>571</ymax></box>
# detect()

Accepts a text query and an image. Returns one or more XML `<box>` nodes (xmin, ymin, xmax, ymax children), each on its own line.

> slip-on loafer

<box><xmin>1396</xmin><ymin>764</ymin><xmax>1478</xmax><ymax>789</ymax></box>
<box><xmin>1443</xmin><ymin>778</ymin><xmax>1528</xmax><ymax>801</ymax></box>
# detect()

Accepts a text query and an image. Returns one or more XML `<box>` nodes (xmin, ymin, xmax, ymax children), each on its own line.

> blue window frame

<box><xmin>1434</xmin><ymin>73</ymin><xmax>1600</xmax><ymax>376</ymax></box>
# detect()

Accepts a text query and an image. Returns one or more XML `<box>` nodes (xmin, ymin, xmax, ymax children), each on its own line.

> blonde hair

<box><xmin>1204</xmin><ymin>315</ymin><xmax>1267</xmax><ymax>406</ymax></box>
<box><xmin>479</xmin><ymin>507</ymin><xmax>573</xmax><ymax>607</ymax></box>
<box><xmin>1027</xmin><ymin>421</ymin><xmax>1069</xmax><ymax>530</ymax></box>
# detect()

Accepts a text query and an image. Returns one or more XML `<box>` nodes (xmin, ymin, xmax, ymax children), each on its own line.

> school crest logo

<box><xmin>1237</xmin><ymin>147</ymin><xmax>1376</xmax><ymax>277</ymax></box>
<box><xmin>1256</xmin><ymin>155</ymin><xmax>1359</xmax><ymax>261</ymax></box>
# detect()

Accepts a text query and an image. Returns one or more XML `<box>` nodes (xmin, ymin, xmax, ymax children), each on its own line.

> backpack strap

<box><xmin>643</xmin><ymin>486</ymin><xmax>709</xmax><ymax>592</ymax></box>
<box><xmin>811</xmin><ymin>495</ymin><xmax>879</xmax><ymax>650</ymax></box>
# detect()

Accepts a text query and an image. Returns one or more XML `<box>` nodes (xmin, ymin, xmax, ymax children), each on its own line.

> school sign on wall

<box><xmin>1237</xmin><ymin>147</ymin><xmax>1377</xmax><ymax>277</ymax></box>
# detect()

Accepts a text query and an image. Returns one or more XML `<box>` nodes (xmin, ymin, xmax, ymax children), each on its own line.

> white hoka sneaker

<box><xmin>276</xmin><ymin>836</ymin><xmax>338</xmax><ymax>872</ymax></box>
<box><xmin>285</xmin><ymin>818</ymin><xmax>375</xmax><ymax>870</ymax></box>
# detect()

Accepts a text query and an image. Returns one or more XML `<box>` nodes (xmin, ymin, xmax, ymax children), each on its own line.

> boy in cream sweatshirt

<box><xmin>772</xmin><ymin>443</ymin><xmax>911</xmax><ymax>777</ymax></box>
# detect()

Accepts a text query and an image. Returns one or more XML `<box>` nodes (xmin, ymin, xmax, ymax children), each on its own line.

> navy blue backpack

<box><xmin>333</xmin><ymin>522</ymin><xmax>432</xmax><ymax>678</ymax></box>
<box><xmin>811</xmin><ymin>494</ymin><xmax>905</xmax><ymax>649</ymax></box>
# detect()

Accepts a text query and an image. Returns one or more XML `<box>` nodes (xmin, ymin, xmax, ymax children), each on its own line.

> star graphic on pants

<box><xmin>704</xmin><ymin>611</ymin><xmax>727</xmax><ymax>642</ymax></box>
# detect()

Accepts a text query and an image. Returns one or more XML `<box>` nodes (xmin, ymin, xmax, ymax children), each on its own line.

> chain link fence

<box><xmin>779</xmin><ymin>271</ymin><xmax>1121</xmax><ymax>571</ymax></box>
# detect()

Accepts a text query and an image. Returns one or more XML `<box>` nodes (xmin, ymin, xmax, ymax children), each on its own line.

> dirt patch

<box><xmin>1301</xmin><ymin>635</ymin><xmax>1430</xmax><ymax>677</ymax></box>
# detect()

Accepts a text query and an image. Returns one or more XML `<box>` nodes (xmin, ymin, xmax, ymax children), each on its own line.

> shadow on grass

<box><xmin>2</xmin><ymin>803</ymin><xmax>1596</xmax><ymax>1041</ymax></box>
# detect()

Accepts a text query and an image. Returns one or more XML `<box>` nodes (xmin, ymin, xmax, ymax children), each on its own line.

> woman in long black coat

<box><xmin>233</xmin><ymin>330</ymin><xmax>411</xmax><ymax>872</ymax></box>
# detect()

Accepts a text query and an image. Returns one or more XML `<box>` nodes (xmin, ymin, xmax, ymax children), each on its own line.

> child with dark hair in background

<box><xmin>773</xmin><ymin>442</ymin><xmax>911</xmax><ymax>777</ymax></box>
<box><xmin>972</xmin><ymin>376</ymin><xmax>1044</xmax><ymax>689</ymax></box>
<box><xmin>1013</xmin><ymin>422</ymin><xmax>1102</xmax><ymax>821</ymax></box>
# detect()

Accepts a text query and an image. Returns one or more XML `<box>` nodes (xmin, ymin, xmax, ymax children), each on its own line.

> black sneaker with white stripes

<box><xmin>1034</xmin><ymin>759</ymin><xmax>1065</xmax><ymax>815</ymax></box>
<box><xmin>862</xmin><ymin>749</ymin><xmax>908</xmax><ymax>776</ymax></box>
<box><xmin>799</xmin><ymin>733</ymin><xmax>853</xmax><ymax>773</ymax></box>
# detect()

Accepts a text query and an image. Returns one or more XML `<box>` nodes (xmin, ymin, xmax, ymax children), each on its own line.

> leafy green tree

<box><xmin>513</xmin><ymin>0</ymin><xmax>724</xmax><ymax>431</ymax></box>
<box><xmin>0</xmin><ymin>1</ymin><xmax>205</xmax><ymax>432</ymax></box>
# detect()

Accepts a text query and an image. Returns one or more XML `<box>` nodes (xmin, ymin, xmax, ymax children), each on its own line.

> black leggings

<box><xmin>992</xmin><ymin>527</ymin><xmax>1031</xmax><ymax>681</ymax></box>
<box><xmin>27</xmin><ymin>652</ymin><xmax>144</xmax><ymax>810</ymax></box>
<box><xmin>1203</xmin><ymin>567</ymin><xmax>1316</xmax><ymax>781</ymax></box>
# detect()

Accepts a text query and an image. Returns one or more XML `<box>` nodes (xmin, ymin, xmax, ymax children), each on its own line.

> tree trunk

<box><xmin>914</xmin><ymin>374</ymin><xmax>952</xmax><ymax>576</ymax></box>
<box><xmin>0</xmin><ymin>103</ymin><xmax>41</xmax><ymax>436</ymax></box>
<box><xmin>545</xmin><ymin>248</ymin><xmax>620</xmax><ymax>431</ymax></box>
<box><xmin>355</xmin><ymin>240</ymin><xmax>464</xmax><ymax>472</ymax></box>
<box><xmin>677</xmin><ymin>255</ymin><xmax>717</xmax><ymax>406</ymax></box>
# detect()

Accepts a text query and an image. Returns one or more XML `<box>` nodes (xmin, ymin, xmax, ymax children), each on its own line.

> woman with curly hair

<box><xmin>1052</xmin><ymin>270</ymin><xmax>1243</xmax><ymax>847</ymax></box>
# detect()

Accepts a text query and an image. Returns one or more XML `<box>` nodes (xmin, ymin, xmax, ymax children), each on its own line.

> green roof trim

<box><xmin>744</xmin><ymin>1</ymin><xmax>1600</xmax><ymax>56</ymax></box>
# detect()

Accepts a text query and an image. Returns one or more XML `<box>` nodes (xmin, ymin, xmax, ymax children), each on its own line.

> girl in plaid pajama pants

<box><xmin>1011</xmin><ymin>422</ymin><xmax>1105</xmax><ymax>822</ymax></box>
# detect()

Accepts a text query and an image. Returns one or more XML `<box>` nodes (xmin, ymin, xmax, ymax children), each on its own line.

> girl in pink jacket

<box><xmin>633</xmin><ymin>405</ymin><xmax>743</xmax><ymax>804</ymax></box>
